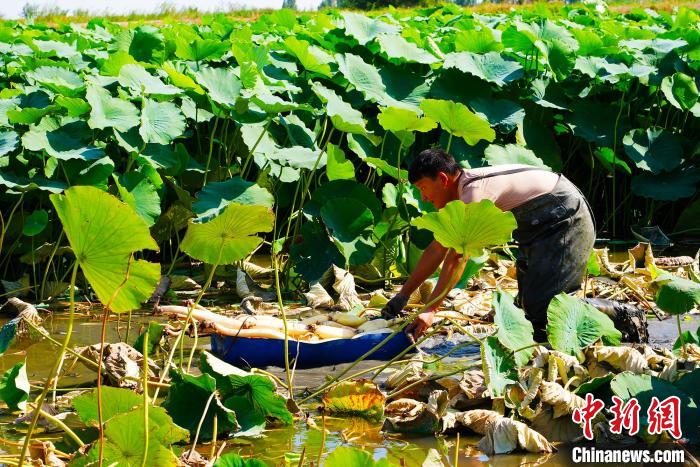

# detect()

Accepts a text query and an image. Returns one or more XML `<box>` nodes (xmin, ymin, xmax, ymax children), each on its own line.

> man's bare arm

<box><xmin>396</xmin><ymin>240</ymin><xmax>448</xmax><ymax>300</ymax></box>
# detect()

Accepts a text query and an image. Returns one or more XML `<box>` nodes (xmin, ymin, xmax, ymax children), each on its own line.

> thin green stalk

<box><xmin>189</xmin><ymin>390</ymin><xmax>217</xmax><ymax>460</ymax></box>
<box><xmin>210</xmin><ymin>415</ymin><xmax>218</xmax><ymax>461</ymax></box>
<box><xmin>38</xmin><ymin>408</ymin><xmax>85</xmax><ymax>447</ymax></box>
<box><xmin>202</xmin><ymin>117</ymin><xmax>220</xmax><ymax>186</ymax></box>
<box><xmin>184</xmin><ymin>255</ymin><xmax>222</xmax><ymax>372</ymax></box>
<box><xmin>446</xmin><ymin>133</ymin><xmax>453</xmax><ymax>153</ymax></box>
<box><xmin>369</xmin><ymin>323</ymin><xmax>445</xmax><ymax>380</ymax></box>
<box><xmin>40</xmin><ymin>231</ymin><xmax>64</xmax><ymax>301</ymax></box>
<box><xmin>677</xmin><ymin>315</ymin><xmax>685</xmax><ymax>347</ymax></box>
<box><xmin>0</xmin><ymin>193</ymin><xmax>24</xmax><ymax>257</ymax></box>
<box><xmin>19</xmin><ymin>261</ymin><xmax>79</xmax><ymax>466</ymax></box>
<box><xmin>274</xmin><ymin>254</ymin><xmax>293</xmax><ymax>398</ymax></box>
<box><xmin>141</xmin><ymin>329</ymin><xmax>149</xmax><ymax>467</ymax></box>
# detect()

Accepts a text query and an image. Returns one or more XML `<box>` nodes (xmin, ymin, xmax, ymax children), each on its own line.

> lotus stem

<box><xmin>273</xmin><ymin>255</ymin><xmax>294</xmax><ymax>399</ymax></box>
<box><xmin>38</xmin><ymin>408</ymin><xmax>84</xmax><ymax>448</ymax></box>
<box><xmin>210</xmin><ymin>415</ymin><xmax>218</xmax><ymax>461</ymax></box>
<box><xmin>19</xmin><ymin>260</ymin><xmax>79</xmax><ymax>467</ymax></box>
<box><xmin>677</xmin><ymin>315</ymin><xmax>685</xmax><ymax>347</ymax></box>
<box><xmin>141</xmin><ymin>329</ymin><xmax>149</xmax><ymax>467</ymax></box>
<box><xmin>189</xmin><ymin>390</ymin><xmax>217</xmax><ymax>460</ymax></box>
<box><xmin>454</xmin><ymin>432</ymin><xmax>460</xmax><ymax>467</ymax></box>
<box><xmin>369</xmin><ymin>323</ymin><xmax>445</xmax><ymax>380</ymax></box>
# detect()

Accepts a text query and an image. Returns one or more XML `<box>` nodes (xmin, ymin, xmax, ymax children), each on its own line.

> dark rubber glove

<box><xmin>381</xmin><ymin>294</ymin><xmax>409</xmax><ymax>319</ymax></box>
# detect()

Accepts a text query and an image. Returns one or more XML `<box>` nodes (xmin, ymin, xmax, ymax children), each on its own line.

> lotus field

<box><xmin>0</xmin><ymin>2</ymin><xmax>699</xmax><ymax>466</ymax></box>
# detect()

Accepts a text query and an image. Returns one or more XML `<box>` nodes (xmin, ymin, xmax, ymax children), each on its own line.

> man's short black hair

<box><xmin>408</xmin><ymin>148</ymin><xmax>460</xmax><ymax>184</ymax></box>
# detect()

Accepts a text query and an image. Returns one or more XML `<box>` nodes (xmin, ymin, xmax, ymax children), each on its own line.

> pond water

<box><xmin>1</xmin><ymin>308</ymin><xmax>697</xmax><ymax>465</ymax></box>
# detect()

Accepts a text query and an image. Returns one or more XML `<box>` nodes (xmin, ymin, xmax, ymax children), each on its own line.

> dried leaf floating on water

<box><xmin>382</xmin><ymin>390</ymin><xmax>448</xmax><ymax>435</ymax></box>
<box><xmin>322</xmin><ymin>379</ymin><xmax>386</xmax><ymax>420</ymax></box>
<box><xmin>75</xmin><ymin>343</ymin><xmax>158</xmax><ymax>391</ymax></box>
<box><xmin>477</xmin><ymin>417</ymin><xmax>555</xmax><ymax>455</ymax></box>
<box><xmin>441</xmin><ymin>409</ymin><xmax>503</xmax><ymax>435</ymax></box>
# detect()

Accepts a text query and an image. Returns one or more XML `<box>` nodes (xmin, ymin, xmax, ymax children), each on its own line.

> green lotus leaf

<box><xmin>55</xmin><ymin>96</ymin><xmax>90</xmax><ymax>117</ymax></box>
<box><xmin>342</xmin><ymin>12</ymin><xmax>400</xmax><ymax>45</ymax></box>
<box><xmin>22</xmin><ymin>209</ymin><xmax>48</xmax><ymax>236</ymax></box>
<box><xmin>88</xmin><ymin>406</ymin><xmax>189</xmax><ymax>467</ymax></box>
<box><xmin>195</xmin><ymin>67</ymin><xmax>243</xmax><ymax>108</ymax></box>
<box><xmin>322</xmin><ymin>379</ymin><xmax>385</xmax><ymax>421</ymax></box>
<box><xmin>162</xmin><ymin>370</ymin><xmax>238</xmax><ymax>441</ymax></box>
<box><xmin>377</xmin><ymin>106</ymin><xmax>437</xmax><ymax>133</ymax></box>
<box><xmin>193</xmin><ymin>177</ymin><xmax>273</xmax><ymax>222</ymax></box>
<box><xmin>375</xmin><ymin>33</ymin><xmax>438</xmax><ymax>64</ymax></box>
<box><xmin>444</xmin><ymin>52</ymin><xmax>524</xmax><ymax>86</ymax></box>
<box><xmin>326</xmin><ymin>143</ymin><xmax>355</xmax><ymax>181</ymax></box>
<box><xmin>7</xmin><ymin>106</ymin><xmax>57</xmax><ymax>125</ymax></box>
<box><xmin>592</xmin><ymin>147</ymin><xmax>631</xmax><ymax>174</ymax></box>
<box><xmin>311</xmin><ymin>82</ymin><xmax>371</xmax><ymax>137</ymax></box>
<box><xmin>611</xmin><ymin>372</ymin><xmax>699</xmax><ymax>443</ymax></box>
<box><xmin>305</xmin><ymin>180</ymin><xmax>381</xmax><ymax>221</ymax></box>
<box><xmin>420</xmin><ymin>99</ymin><xmax>495</xmax><ymax>146</ymax></box>
<box><xmin>163</xmin><ymin>63</ymin><xmax>204</xmax><ymax>95</ymax></box>
<box><xmin>72</xmin><ymin>386</ymin><xmax>142</xmax><ymax>426</ymax></box>
<box><xmin>50</xmin><ymin>186</ymin><xmax>160</xmax><ymax>312</ymax></box>
<box><xmin>546</xmin><ymin>293</ymin><xmax>621</xmax><ymax>360</ymax></box>
<box><xmin>0</xmin><ymin>319</ymin><xmax>19</xmax><ymax>356</ymax></box>
<box><xmin>567</xmin><ymin>101</ymin><xmax>629</xmax><ymax>147</ymax></box>
<box><xmin>139</xmin><ymin>98</ymin><xmax>185</xmax><ymax>145</ymax></box>
<box><xmin>0</xmin><ymin>171</ymin><xmax>66</xmax><ymax>194</ymax></box>
<box><xmin>86</xmin><ymin>85</ymin><xmax>139</xmax><ymax>132</ymax></box>
<box><xmin>322</xmin><ymin>197</ymin><xmax>376</xmax><ymax>265</ymax></box>
<box><xmin>363</xmin><ymin>157</ymin><xmax>408</xmax><ymax>181</ymax></box>
<box><xmin>454</xmin><ymin>29</ymin><xmax>503</xmax><ymax>53</ymax></box>
<box><xmin>481</xmin><ymin>336</ymin><xmax>517</xmax><ymax>398</ymax></box>
<box><xmin>180</xmin><ymin>202</ymin><xmax>273</xmax><ymax>265</ymax></box>
<box><xmin>272</xmin><ymin>146</ymin><xmax>326</xmax><ymax>170</ymax></box>
<box><xmin>0</xmin><ymin>361</ymin><xmax>29</xmax><ymax>411</ymax></box>
<box><xmin>515</xmin><ymin>118</ymin><xmax>563</xmax><ymax>171</ymax></box>
<box><xmin>290</xmin><ymin>221</ymin><xmax>343</xmax><ymax>282</ymax></box>
<box><xmin>336</xmin><ymin>53</ymin><xmax>387</xmax><ymax>103</ymax></box>
<box><xmin>114</xmin><ymin>172</ymin><xmax>161</xmax><ymax>227</ymax></box>
<box><xmin>221</xmin><ymin>373</ymin><xmax>292</xmax><ymax>432</ymax></box>
<box><xmin>22</xmin><ymin>120</ymin><xmax>106</xmax><ymax>161</ymax></box>
<box><xmin>530</xmin><ymin>79</ymin><xmax>569</xmax><ymax>110</ymax></box>
<box><xmin>99</xmin><ymin>50</ymin><xmax>141</xmax><ymax>76</ymax></box>
<box><xmin>493</xmin><ymin>290</ymin><xmax>535</xmax><ymax>366</ymax></box>
<box><xmin>484</xmin><ymin>144</ymin><xmax>548</xmax><ymax>168</ymax></box>
<box><xmin>283</xmin><ymin>37</ymin><xmax>333</xmax><ymax>78</ymax></box>
<box><xmin>412</xmin><ymin>199</ymin><xmax>516</xmax><ymax>257</ymax></box>
<box><xmin>654</xmin><ymin>274</ymin><xmax>700</xmax><ymax>315</ymax></box>
<box><xmin>631</xmin><ymin>168</ymin><xmax>700</xmax><ymax>201</ymax></box>
<box><xmin>174</xmin><ymin>37</ymin><xmax>228</xmax><ymax>62</ymax></box>
<box><xmin>662</xmin><ymin>72</ymin><xmax>699</xmax><ymax>111</ymax></box>
<box><xmin>29</xmin><ymin>66</ymin><xmax>85</xmax><ymax>96</ymax></box>
<box><xmin>0</xmin><ymin>130</ymin><xmax>18</xmax><ymax>157</ymax></box>
<box><xmin>471</xmin><ymin>98</ymin><xmax>525</xmax><ymax>134</ymax></box>
<box><xmin>213</xmin><ymin>453</ymin><xmax>268</xmax><ymax>467</ymax></box>
<box><xmin>623</xmin><ymin>128</ymin><xmax>682</xmax><ymax>174</ymax></box>
<box><xmin>118</xmin><ymin>63</ymin><xmax>179</xmax><ymax>96</ymax></box>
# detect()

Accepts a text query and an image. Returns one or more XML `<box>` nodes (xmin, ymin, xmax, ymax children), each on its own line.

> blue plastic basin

<box><xmin>210</xmin><ymin>331</ymin><xmax>414</xmax><ymax>369</ymax></box>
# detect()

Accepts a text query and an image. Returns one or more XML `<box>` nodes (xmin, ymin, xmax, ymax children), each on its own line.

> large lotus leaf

<box><xmin>631</xmin><ymin>168</ymin><xmax>700</xmax><ymax>201</ymax></box>
<box><xmin>290</xmin><ymin>220</ymin><xmax>344</xmax><ymax>282</ymax></box>
<box><xmin>322</xmin><ymin>380</ymin><xmax>385</xmax><ymax>420</ymax></box>
<box><xmin>623</xmin><ymin>128</ymin><xmax>682</xmax><ymax>174</ymax></box>
<box><xmin>118</xmin><ymin>64</ymin><xmax>179</xmax><ymax>96</ymax></box>
<box><xmin>455</xmin><ymin>29</ymin><xmax>503</xmax><ymax>53</ymax></box>
<box><xmin>193</xmin><ymin>177</ymin><xmax>273</xmax><ymax>222</ymax></box>
<box><xmin>219</xmin><ymin>373</ymin><xmax>292</xmax><ymax>431</ymax></box>
<box><xmin>213</xmin><ymin>453</ymin><xmax>268</xmax><ymax>467</ymax></box>
<box><xmin>653</xmin><ymin>274</ymin><xmax>700</xmax><ymax>315</ymax></box>
<box><xmin>515</xmin><ymin>118</ymin><xmax>563</xmax><ymax>171</ymax></box>
<box><xmin>90</xmin><ymin>406</ymin><xmax>189</xmax><ymax>467</ymax></box>
<box><xmin>0</xmin><ymin>171</ymin><xmax>66</xmax><ymax>194</ymax></box>
<box><xmin>22</xmin><ymin>120</ymin><xmax>105</xmax><ymax>161</ymax></box>
<box><xmin>115</xmin><ymin>25</ymin><xmax>165</xmax><ymax>63</ymax></box>
<box><xmin>326</xmin><ymin>143</ymin><xmax>355</xmax><ymax>181</ymax></box>
<box><xmin>272</xmin><ymin>146</ymin><xmax>326</xmax><ymax>170</ymax></box>
<box><xmin>180</xmin><ymin>202</ymin><xmax>273</xmax><ymax>265</ymax></box>
<box><xmin>50</xmin><ymin>186</ymin><xmax>159</xmax><ymax>312</ymax></box>
<box><xmin>283</xmin><ymin>37</ymin><xmax>333</xmax><ymax>78</ymax></box>
<box><xmin>0</xmin><ymin>318</ymin><xmax>19</xmax><ymax>356</ymax></box>
<box><xmin>420</xmin><ymin>99</ymin><xmax>495</xmax><ymax>146</ymax></box>
<box><xmin>530</xmin><ymin>79</ymin><xmax>569</xmax><ymax>110</ymax></box>
<box><xmin>305</xmin><ymin>179</ymin><xmax>381</xmax><ymax>221</ymax></box>
<box><xmin>174</xmin><ymin>37</ymin><xmax>228</xmax><ymax>62</ymax></box>
<box><xmin>375</xmin><ymin>33</ymin><xmax>438</xmax><ymax>64</ymax></box>
<box><xmin>326</xmin><ymin>446</ymin><xmax>390</xmax><ymax>467</ymax></box>
<box><xmin>114</xmin><ymin>172</ymin><xmax>161</xmax><ymax>227</ymax></box>
<box><xmin>195</xmin><ymin>67</ymin><xmax>243</xmax><ymax>108</ymax></box>
<box><xmin>412</xmin><ymin>199</ymin><xmax>516</xmax><ymax>257</ymax></box>
<box><xmin>55</xmin><ymin>96</ymin><xmax>90</xmax><ymax>117</ymax></box>
<box><xmin>443</xmin><ymin>52</ymin><xmax>524</xmax><ymax>86</ymax></box>
<box><xmin>321</xmin><ymin>197</ymin><xmax>376</xmax><ymax>265</ymax></box>
<box><xmin>23</xmin><ymin>209</ymin><xmax>48</xmax><ymax>236</ymax></box>
<box><xmin>72</xmin><ymin>386</ymin><xmax>142</xmax><ymax>426</ymax></box>
<box><xmin>162</xmin><ymin>370</ymin><xmax>238</xmax><ymax>440</ymax></box>
<box><xmin>342</xmin><ymin>12</ymin><xmax>400</xmax><ymax>45</ymax></box>
<box><xmin>311</xmin><ymin>82</ymin><xmax>370</xmax><ymax>137</ymax></box>
<box><xmin>592</xmin><ymin>147</ymin><xmax>631</xmax><ymax>175</ymax></box>
<box><xmin>377</xmin><ymin>106</ymin><xmax>436</xmax><ymax>133</ymax></box>
<box><xmin>484</xmin><ymin>144</ymin><xmax>548</xmax><ymax>168</ymax></box>
<box><xmin>470</xmin><ymin>98</ymin><xmax>525</xmax><ymax>134</ymax></box>
<box><xmin>482</xmin><ymin>336</ymin><xmax>517</xmax><ymax>398</ymax></box>
<box><xmin>0</xmin><ymin>361</ymin><xmax>29</xmax><ymax>411</ymax></box>
<box><xmin>574</xmin><ymin>56</ymin><xmax>632</xmax><ymax>84</ymax></box>
<box><xmin>0</xmin><ymin>130</ymin><xmax>17</xmax><ymax>160</ymax></box>
<box><xmin>661</xmin><ymin>72</ymin><xmax>699</xmax><ymax>111</ymax></box>
<box><xmin>29</xmin><ymin>66</ymin><xmax>84</xmax><ymax>96</ymax></box>
<box><xmin>139</xmin><ymin>99</ymin><xmax>185</xmax><ymax>145</ymax></box>
<box><xmin>611</xmin><ymin>372</ymin><xmax>699</xmax><ymax>442</ymax></box>
<box><xmin>86</xmin><ymin>85</ymin><xmax>139</xmax><ymax>132</ymax></box>
<box><xmin>546</xmin><ymin>293</ymin><xmax>621</xmax><ymax>360</ymax></box>
<box><xmin>567</xmin><ymin>101</ymin><xmax>629</xmax><ymax>147</ymax></box>
<box><xmin>336</xmin><ymin>53</ymin><xmax>386</xmax><ymax>103</ymax></box>
<box><xmin>493</xmin><ymin>290</ymin><xmax>535</xmax><ymax>366</ymax></box>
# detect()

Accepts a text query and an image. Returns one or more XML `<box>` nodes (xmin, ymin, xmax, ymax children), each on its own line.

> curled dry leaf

<box><xmin>539</xmin><ymin>381</ymin><xmax>585</xmax><ymax>419</ymax></box>
<box><xmin>76</xmin><ymin>343</ymin><xmax>158</xmax><ymax>392</ymax></box>
<box><xmin>526</xmin><ymin>404</ymin><xmax>583</xmax><ymax>443</ymax></box>
<box><xmin>441</xmin><ymin>409</ymin><xmax>503</xmax><ymax>435</ymax></box>
<box><xmin>330</xmin><ymin>265</ymin><xmax>362</xmax><ymax>311</ymax></box>
<box><xmin>241</xmin><ymin>260</ymin><xmax>273</xmax><ymax>279</ymax></box>
<box><xmin>382</xmin><ymin>390</ymin><xmax>448</xmax><ymax>435</ymax></box>
<box><xmin>304</xmin><ymin>282</ymin><xmax>334</xmax><ymax>308</ymax></box>
<box><xmin>459</xmin><ymin>369</ymin><xmax>488</xmax><ymax>399</ymax></box>
<box><xmin>477</xmin><ymin>417</ymin><xmax>555</xmax><ymax>455</ymax></box>
<box><xmin>384</xmin><ymin>357</ymin><xmax>425</xmax><ymax>392</ymax></box>
<box><xmin>409</xmin><ymin>279</ymin><xmax>435</xmax><ymax>305</ymax></box>
<box><xmin>29</xmin><ymin>440</ymin><xmax>65</xmax><ymax>467</ymax></box>
<box><xmin>322</xmin><ymin>379</ymin><xmax>385</xmax><ymax>420</ymax></box>
<box><xmin>592</xmin><ymin>345</ymin><xmax>649</xmax><ymax>374</ymax></box>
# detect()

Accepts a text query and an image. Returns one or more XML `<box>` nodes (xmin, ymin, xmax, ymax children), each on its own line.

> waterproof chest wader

<box><xmin>460</xmin><ymin>168</ymin><xmax>596</xmax><ymax>342</ymax></box>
